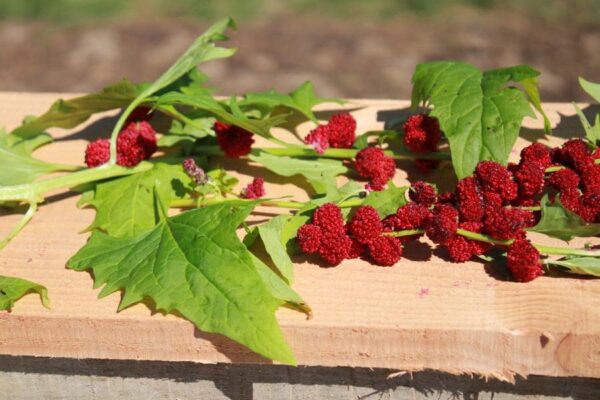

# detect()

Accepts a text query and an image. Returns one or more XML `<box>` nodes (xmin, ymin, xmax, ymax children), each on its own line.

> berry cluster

<box><xmin>214</xmin><ymin>121</ymin><xmax>255</xmax><ymax>158</ymax></box>
<box><xmin>403</xmin><ymin>114</ymin><xmax>442</xmax><ymax>172</ymax></box>
<box><xmin>305</xmin><ymin>113</ymin><xmax>357</xmax><ymax>154</ymax></box>
<box><xmin>297</xmin><ymin>203</ymin><xmax>402</xmax><ymax>266</ymax></box>
<box><xmin>354</xmin><ymin>147</ymin><xmax>396</xmax><ymax>191</ymax></box>
<box><xmin>240</xmin><ymin>177</ymin><xmax>266</xmax><ymax>199</ymax></box>
<box><xmin>85</xmin><ymin>121</ymin><xmax>157</xmax><ymax>168</ymax></box>
<box><xmin>545</xmin><ymin>139</ymin><xmax>600</xmax><ymax>222</ymax></box>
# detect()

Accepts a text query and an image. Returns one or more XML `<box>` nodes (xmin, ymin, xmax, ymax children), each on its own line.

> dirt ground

<box><xmin>1</xmin><ymin>10</ymin><xmax>600</xmax><ymax>101</ymax></box>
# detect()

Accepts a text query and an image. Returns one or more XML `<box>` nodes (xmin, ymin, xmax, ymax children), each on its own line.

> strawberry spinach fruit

<box><xmin>1</xmin><ymin>17</ymin><xmax>600</xmax><ymax>363</ymax></box>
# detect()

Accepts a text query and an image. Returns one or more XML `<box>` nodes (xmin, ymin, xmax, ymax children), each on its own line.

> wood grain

<box><xmin>1</xmin><ymin>92</ymin><xmax>599</xmax><ymax>381</ymax></box>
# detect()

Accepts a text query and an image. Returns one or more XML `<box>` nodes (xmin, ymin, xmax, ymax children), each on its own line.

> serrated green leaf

<box><xmin>86</xmin><ymin>163</ymin><xmax>192</xmax><ymax>238</ymax></box>
<box><xmin>549</xmin><ymin>257</ymin><xmax>600</xmax><ymax>277</ymax></box>
<box><xmin>528</xmin><ymin>195</ymin><xmax>600</xmax><ymax>241</ymax></box>
<box><xmin>574</xmin><ymin>103</ymin><xmax>600</xmax><ymax>145</ymax></box>
<box><xmin>362</xmin><ymin>183</ymin><xmax>408</xmax><ymax>217</ymax></box>
<box><xmin>68</xmin><ymin>201</ymin><xmax>295</xmax><ymax>364</ymax></box>
<box><xmin>241</xmin><ymin>81</ymin><xmax>342</xmax><ymax>123</ymax></box>
<box><xmin>157</xmin><ymin>91</ymin><xmax>285</xmax><ymax>139</ymax></box>
<box><xmin>11</xmin><ymin>79</ymin><xmax>141</xmax><ymax>138</ymax></box>
<box><xmin>257</xmin><ymin>215</ymin><xmax>295</xmax><ymax>284</ymax></box>
<box><xmin>411</xmin><ymin>61</ymin><xmax>540</xmax><ymax>178</ymax></box>
<box><xmin>0</xmin><ymin>275</ymin><xmax>50</xmax><ymax>311</ymax></box>
<box><xmin>249</xmin><ymin>151</ymin><xmax>347</xmax><ymax>194</ymax></box>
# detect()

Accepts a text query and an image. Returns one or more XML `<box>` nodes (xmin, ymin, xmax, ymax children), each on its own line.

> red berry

<box><xmin>409</xmin><ymin>181</ymin><xmax>437</xmax><ymax>206</ymax></box>
<box><xmin>354</xmin><ymin>147</ymin><xmax>396</xmax><ymax>191</ymax></box>
<box><xmin>305</xmin><ymin>125</ymin><xmax>330</xmax><ymax>154</ymax></box>
<box><xmin>319</xmin><ymin>233</ymin><xmax>352</xmax><ymax>266</ymax></box>
<box><xmin>425</xmin><ymin>204</ymin><xmax>458</xmax><ymax>244</ymax></box>
<box><xmin>348</xmin><ymin>237</ymin><xmax>367</xmax><ymax>259</ymax></box>
<box><xmin>297</xmin><ymin>224</ymin><xmax>323</xmax><ymax>254</ymax></box>
<box><xmin>84</xmin><ymin>139</ymin><xmax>110</xmax><ymax>168</ymax></box>
<box><xmin>183</xmin><ymin>158</ymin><xmax>207</xmax><ymax>185</ymax></box>
<box><xmin>514</xmin><ymin>160</ymin><xmax>545</xmax><ymax>198</ymax></box>
<box><xmin>475</xmin><ymin>161</ymin><xmax>518</xmax><ymax>202</ymax></box>
<box><xmin>581</xmin><ymin>164</ymin><xmax>600</xmax><ymax>193</ymax></box>
<box><xmin>327</xmin><ymin>113</ymin><xmax>356</xmax><ymax>148</ymax></box>
<box><xmin>348</xmin><ymin>206</ymin><xmax>383</xmax><ymax>244</ymax></box>
<box><xmin>507</xmin><ymin>238</ymin><xmax>542</xmax><ymax>282</ymax></box>
<box><xmin>580</xmin><ymin>191</ymin><xmax>600</xmax><ymax>222</ymax></box>
<box><xmin>555</xmin><ymin>139</ymin><xmax>593</xmax><ymax>173</ymax></box>
<box><xmin>312</xmin><ymin>203</ymin><xmax>345</xmax><ymax>234</ymax></box>
<box><xmin>403</xmin><ymin>114</ymin><xmax>441</xmax><ymax>153</ymax></box>
<box><xmin>520</xmin><ymin>143</ymin><xmax>551</xmax><ymax>168</ymax></box>
<box><xmin>84</xmin><ymin>121</ymin><xmax>157</xmax><ymax>168</ymax></box>
<box><xmin>214</xmin><ymin>121</ymin><xmax>254</xmax><ymax>158</ymax></box>
<box><xmin>484</xmin><ymin>207</ymin><xmax>535</xmax><ymax>240</ymax></box>
<box><xmin>396</xmin><ymin>203</ymin><xmax>432</xmax><ymax>230</ymax></box>
<box><xmin>456</xmin><ymin>177</ymin><xmax>485</xmax><ymax>222</ymax></box>
<box><xmin>240</xmin><ymin>177</ymin><xmax>265</xmax><ymax>199</ymax></box>
<box><xmin>445</xmin><ymin>235</ymin><xmax>475</xmax><ymax>263</ymax></box>
<box><xmin>367</xmin><ymin>236</ymin><xmax>402</xmax><ymax>266</ymax></box>
<box><xmin>547</xmin><ymin>168</ymin><xmax>580</xmax><ymax>192</ymax></box>
<box><xmin>558</xmin><ymin>188</ymin><xmax>580</xmax><ymax>213</ymax></box>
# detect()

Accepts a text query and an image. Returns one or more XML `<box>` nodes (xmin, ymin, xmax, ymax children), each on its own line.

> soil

<box><xmin>1</xmin><ymin>10</ymin><xmax>599</xmax><ymax>101</ymax></box>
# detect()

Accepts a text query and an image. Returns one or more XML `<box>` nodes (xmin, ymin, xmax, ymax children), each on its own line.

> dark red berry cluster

<box><xmin>403</xmin><ymin>114</ymin><xmax>442</xmax><ymax>172</ymax></box>
<box><xmin>85</xmin><ymin>121</ymin><xmax>157</xmax><ymax>168</ymax></box>
<box><xmin>214</xmin><ymin>121</ymin><xmax>255</xmax><ymax>158</ymax></box>
<box><xmin>305</xmin><ymin>113</ymin><xmax>357</xmax><ymax>153</ymax></box>
<box><xmin>240</xmin><ymin>177</ymin><xmax>266</xmax><ymax>199</ymax></box>
<box><xmin>545</xmin><ymin>139</ymin><xmax>600</xmax><ymax>222</ymax></box>
<box><xmin>297</xmin><ymin>203</ymin><xmax>402</xmax><ymax>266</ymax></box>
<box><xmin>354</xmin><ymin>147</ymin><xmax>396</xmax><ymax>191</ymax></box>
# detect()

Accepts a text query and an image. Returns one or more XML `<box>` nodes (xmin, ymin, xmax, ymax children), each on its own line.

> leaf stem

<box><xmin>169</xmin><ymin>197</ymin><xmax>363</xmax><ymax>209</ymax></box>
<box><xmin>194</xmin><ymin>145</ymin><xmax>451</xmax><ymax>161</ymax></box>
<box><xmin>0</xmin><ymin>201</ymin><xmax>37</xmax><ymax>250</ymax></box>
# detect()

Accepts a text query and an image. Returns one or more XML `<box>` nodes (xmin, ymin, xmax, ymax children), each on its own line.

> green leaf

<box><xmin>68</xmin><ymin>201</ymin><xmax>295</xmax><ymax>364</ymax></box>
<box><xmin>528</xmin><ymin>195</ymin><xmax>600</xmax><ymax>241</ymax></box>
<box><xmin>132</xmin><ymin>18</ymin><xmax>236</xmax><ymax>106</ymax></box>
<box><xmin>484</xmin><ymin>65</ymin><xmax>551</xmax><ymax>134</ymax></box>
<box><xmin>574</xmin><ymin>103</ymin><xmax>600</xmax><ymax>145</ymax></box>
<box><xmin>411</xmin><ymin>61</ymin><xmax>539</xmax><ymax>178</ymax></box>
<box><xmin>157</xmin><ymin>91</ymin><xmax>285</xmax><ymax>139</ymax></box>
<box><xmin>241</xmin><ymin>81</ymin><xmax>342</xmax><ymax>122</ymax></box>
<box><xmin>251</xmin><ymin>254</ymin><xmax>310</xmax><ymax>315</ymax></box>
<box><xmin>11</xmin><ymin>79</ymin><xmax>141</xmax><ymax>138</ymax></box>
<box><xmin>257</xmin><ymin>215</ymin><xmax>295</xmax><ymax>284</ymax></box>
<box><xmin>362</xmin><ymin>183</ymin><xmax>408</xmax><ymax>217</ymax></box>
<box><xmin>549</xmin><ymin>257</ymin><xmax>600</xmax><ymax>277</ymax></box>
<box><xmin>249</xmin><ymin>151</ymin><xmax>347</xmax><ymax>194</ymax></box>
<box><xmin>0</xmin><ymin>275</ymin><xmax>50</xmax><ymax>311</ymax></box>
<box><xmin>85</xmin><ymin>163</ymin><xmax>192</xmax><ymax>238</ymax></box>
<box><xmin>0</xmin><ymin>132</ymin><xmax>71</xmax><ymax>185</ymax></box>
<box><xmin>579</xmin><ymin>77</ymin><xmax>600</xmax><ymax>103</ymax></box>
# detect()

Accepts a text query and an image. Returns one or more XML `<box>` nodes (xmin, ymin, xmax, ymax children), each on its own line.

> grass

<box><xmin>0</xmin><ymin>0</ymin><xmax>598</xmax><ymax>24</ymax></box>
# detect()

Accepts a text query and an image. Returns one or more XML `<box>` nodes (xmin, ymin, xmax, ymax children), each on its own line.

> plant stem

<box><xmin>169</xmin><ymin>197</ymin><xmax>364</xmax><ymax>209</ymax></box>
<box><xmin>193</xmin><ymin>145</ymin><xmax>451</xmax><ymax>161</ymax></box>
<box><xmin>0</xmin><ymin>162</ymin><xmax>153</xmax><ymax>202</ymax></box>
<box><xmin>0</xmin><ymin>201</ymin><xmax>37</xmax><ymax>250</ymax></box>
<box><xmin>384</xmin><ymin>229</ymin><xmax>426</xmax><ymax>238</ymax></box>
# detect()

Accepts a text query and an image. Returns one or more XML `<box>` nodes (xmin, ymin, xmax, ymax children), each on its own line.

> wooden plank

<box><xmin>1</xmin><ymin>92</ymin><xmax>599</xmax><ymax>382</ymax></box>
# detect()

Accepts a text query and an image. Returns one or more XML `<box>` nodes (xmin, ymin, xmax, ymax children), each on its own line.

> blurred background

<box><xmin>1</xmin><ymin>0</ymin><xmax>599</xmax><ymax>101</ymax></box>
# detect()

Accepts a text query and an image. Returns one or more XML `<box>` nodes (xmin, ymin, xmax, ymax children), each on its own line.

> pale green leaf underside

<box><xmin>11</xmin><ymin>79</ymin><xmax>140</xmax><ymax>138</ymax></box>
<box><xmin>528</xmin><ymin>195</ymin><xmax>600</xmax><ymax>241</ymax></box>
<box><xmin>0</xmin><ymin>136</ymin><xmax>67</xmax><ymax>185</ymax></box>
<box><xmin>550</xmin><ymin>257</ymin><xmax>600</xmax><ymax>277</ymax></box>
<box><xmin>0</xmin><ymin>275</ymin><xmax>50</xmax><ymax>311</ymax></box>
<box><xmin>67</xmin><ymin>202</ymin><xmax>295</xmax><ymax>364</ymax></box>
<box><xmin>249</xmin><ymin>151</ymin><xmax>347</xmax><ymax>194</ymax></box>
<box><xmin>411</xmin><ymin>61</ymin><xmax>537</xmax><ymax>178</ymax></box>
